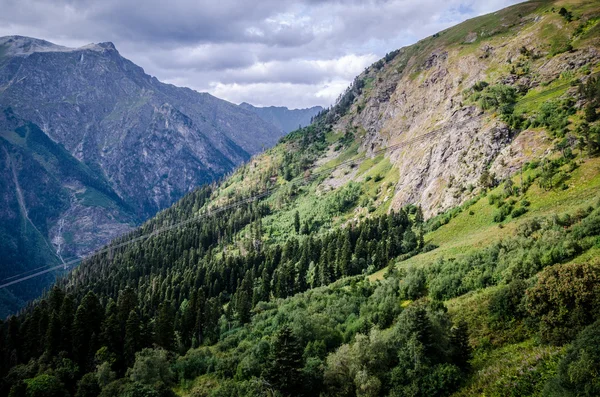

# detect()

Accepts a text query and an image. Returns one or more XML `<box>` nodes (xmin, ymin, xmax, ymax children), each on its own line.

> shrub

<box><xmin>548</xmin><ymin>320</ymin><xmax>600</xmax><ymax>396</ymax></box>
<box><xmin>571</xmin><ymin>208</ymin><xmax>600</xmax><ymax>239</ymax></box>
<box><xmin>75</xmin><ymin>373</ymin><xmax>101</xmax><ymax>397</ymax></box>
<box><xmin>511</xmin><ymin>206</ymin><xmax>528</xmax><ymax>218</ymax></box>
<box><xmin>493</xmin><ymin>204</ymin><xmax>513</xmax><ymax>223</ymax></box>
<box><xmin>535</xmin><ymin>100</ymin><xmax>575</xmax><ymax>137</ymax></box>
<box><xmin>399</xmin><ymin>268</ymin><xmax>427</xmax><ymax>300</ymax></box>
<box><xmin>488</xmin><ymin>280</ymin><xmax>528</xmax><ymax>324</ymax></box>
<box><xmin>174</xmin><ymin>348</ymin><xmax>216</xmax><ymax>381</ymax></box>
<box><xmin>525</xmin><ymin>261</ymin><xmax>600</xmax><ymax>344</ymax></box>
<box><xmin>24</xmin><ymin>374</ymin><xmax>68</xmax><ymax>397</ymax></box>
<box><xmin>128</xmin><ymin>348</ymin><xmax>174</xmax><ymax>387</ymax></box>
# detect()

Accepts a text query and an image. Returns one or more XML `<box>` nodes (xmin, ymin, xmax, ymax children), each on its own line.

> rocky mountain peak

<box><xmin>0</xmin><ymin>35</ymin><xmax>119</xmax><ymax>57</ymax></box>
<box><xmin>0</xmin><ymin>35</ymin><xmax>286</xmax><ymax>313</ymax></box>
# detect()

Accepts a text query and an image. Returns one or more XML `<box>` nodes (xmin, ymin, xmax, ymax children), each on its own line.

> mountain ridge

<box><xmin>0</xmin><ymin>35</ymin><xmax>286</xmax><ymax>314</ymax></box>
<box><xmin>239</xmin><ymin>101</ymin><xmax>323</xmax><ymax>133</ymax></box>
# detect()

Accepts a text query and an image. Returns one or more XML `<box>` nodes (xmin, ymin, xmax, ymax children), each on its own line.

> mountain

<box><xmin>239</xmin><ymin>102</ymin><xmax>323</xmax><ymax>133</ymax></box>
<box><xmin>0</xmin><ymin>36</ymin><xmax>284</xmax><ymax>314</ymax></box>
<box><xmin>2</xmin><ymin>1</ymin><xmax>600</xmax><ymax>396</ymax></box>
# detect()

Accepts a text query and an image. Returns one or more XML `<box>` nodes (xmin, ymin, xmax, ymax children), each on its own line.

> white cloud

<box><xmin>0</xmin><ymin>0</ymin><xmax>525</xmax><ymax>108</ymax></box>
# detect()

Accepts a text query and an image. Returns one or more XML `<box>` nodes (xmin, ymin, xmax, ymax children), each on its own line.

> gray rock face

<box><xmin>0</xmin><ymin>35</ymin><xmax>284</xmax><ymax>314</ymax></box>
<box><xmin>331</xmin><ymin>19</ymin><xmax>600</xmax><ymax>218</ymax></box>
<box><xmin>0</xmin><ymin>35</ymin><xmax>284</xmax><ymax>217</ymax></box>
<box><xmin>239</xmin><ymin>102</ymin><xmax>323</xmax><ymax>133</ymax></box>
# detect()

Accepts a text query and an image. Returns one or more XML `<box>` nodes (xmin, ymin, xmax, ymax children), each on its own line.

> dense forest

<box><xmin>2</xmin><ymin>1</ymin><xmax>600</xmax><ymax>396</ymax></box>
<box><xmin>1</xmin><ymin>196</ymin><xmax>600</xmax><ymax>396</ymax></box>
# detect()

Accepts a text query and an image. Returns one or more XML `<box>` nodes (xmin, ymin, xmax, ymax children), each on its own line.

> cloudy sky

<box><xmin>0</xmin><ymin>0</ymin><xmax>523</xmax><ymax>108</ymax></box>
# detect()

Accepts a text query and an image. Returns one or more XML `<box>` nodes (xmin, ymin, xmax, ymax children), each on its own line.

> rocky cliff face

<box><xmin>0</xmin><ymin>36</ymin><xmax>284</xmax><ymax>217</ymax></box>
<box><xmin>328</xmin><ymin>1</ymin><xmax>600</xmax><ymax>216</ymax></box>
<box><xmin>239</xmin><ymin>102</ymin><xmax>323</xmax><ymax>133</ymax></box>
<box><xmin>0</xmin><ymin>36</ymin><xmax>284</xmax><ymax>313</ymax></box>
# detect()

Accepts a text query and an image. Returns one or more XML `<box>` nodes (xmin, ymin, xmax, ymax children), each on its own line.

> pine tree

<box><xmin>117</xmin><ymin>287</ymin><xmax>138</xmax><ymax>328</ymax></box>
<box><xmin>235</xmin><ymin>290</ymin><xmax>252</xmax><ymax>324</ymax></box>
<box><xmin>101</xmin><ymin>300</ymin><xmax>121</xmax><ymax>360</ymax></box>
<box><xmin>450</xmin><ymin>320</ymin><xmax>472</xmax><ymax>371</ymax></box>
<box><xmin>194</xmin><ymin>289</ymin><xmax>206</xmax><ymax>345</ymax></box>
<box><xmin>257</xmin><ymin>267</ymin><xmax>271</xmax><ymax>304</ymax></box>
<box><xmin>355</xmin><ymin>234</ymin><xmax>366</xmax><ymax>263</ymax></box>
<box><xmin>155</xmin><ymin>302</ymin><xmax>175</xmax><ymax>351</ymax></box>
<box><xmin>402</xmin><ymin>228</ymin><xmax>418</xmax><ymax>253</ymax></box>
<box><xmin>72</xmin><ymin>292</ymin><xmax>104</xmax><ymax>370</ymax></box>
<box><xmin>300</xmin><ymin>220</ymin><xmax>309</xmax><ymax>235</ymax></box>
<box><xmin>265</xmin><ymin>326</ymin><xmax>304</xmax><ymax>396</ymax></box>
<box><xmin>338</xmin><ymin>230</ymin><xmax>352</xmax><ymax>276</ymax></box>
<box><xmin>45</xmin><ymin>312</ymin><xmax>61</xmax><ymax>355</ymax></box>
<box><xmin>318</xmin><ymin>255</ymin><xmax>331</xmax><ymax>286</ymax></box>
<box><xmin>59</xmin><ymin>294</ymin><xmax>75</xmax><ymax>354</ymax></box>
<box><xmin>124</xmin><ymin>310</ymin><xmax>141</xmax><ymax>368</ymax></box>
<box><xmin>181</xmin><ymin>291</ymin><xmax>197</xmax><ymax>350</ymax></box>
<box><xmin>296</xmin><ymin>244</ymin><xmax>310</xmax><ymax>292</ymax></box>
<box><xmin>414</xmin><ymin>206</ymin><xmax>424</xmax><ymax>225</ymax></box>
<box><xmin>294</xmin><ymin>211</ymin><xmax>301</xmax><ymax>234</ymax></box>
<box><xmin>47</xmin><ymin>286</ymin><xmax>65</xmax><ymax>314</ymax></box>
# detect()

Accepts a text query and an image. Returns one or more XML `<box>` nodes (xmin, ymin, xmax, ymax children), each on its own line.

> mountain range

<box><xmin>0</xmin><ymin>36</ymin><xmax>290</xmax><ymax>313</ymax></box>
<box><xmin>1</xmin><ymin>0</ymin><xmax>600</xmax><ymax>396</ymax></box>
<box><xmin>239</xmin><ymin>102</ymin><xmax>323</xmax><ymax>133</ymax></box>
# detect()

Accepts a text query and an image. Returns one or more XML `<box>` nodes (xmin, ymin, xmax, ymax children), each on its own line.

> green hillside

<box><xmin>1</xmin><ymin>1</ymin><xmax>600</xmax><ymax>396</ymax></box>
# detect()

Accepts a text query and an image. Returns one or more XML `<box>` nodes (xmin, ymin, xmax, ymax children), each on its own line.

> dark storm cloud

<box><xmin>0</xmin><ymin>0</ymin><xmax>524</xmax><ymax>108</ymax></box>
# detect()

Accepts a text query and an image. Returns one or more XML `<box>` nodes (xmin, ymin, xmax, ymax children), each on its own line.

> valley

<box><xmin>1</xmin><ymin>0</ymin><xmax>600</xmax><ymax>396</ymax></box>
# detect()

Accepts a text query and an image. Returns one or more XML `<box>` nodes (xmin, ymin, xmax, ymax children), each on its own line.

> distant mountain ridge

<box><xmin>0</xmin><ymin>35</ymin><xmax>284</xmax><ymax>315</ymax></box>
<box><xmin>239</xmin><ymin>102</ymin><xmax>323</xmax><ymax>133</ymax></box>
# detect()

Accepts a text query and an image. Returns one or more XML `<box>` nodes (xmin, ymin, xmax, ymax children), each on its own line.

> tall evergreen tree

<box><xmin>45</xmin><ymin>312</ymin><xmax>61</xmax><ymax>356</ymax></box>
<box><xmin>294</xmin><ymin>211</ymin><xmax>301</xmax><ymax>234</ymax></box>
<box><xmin>155</xmin><ymin>302</ymin><xmax>175</xmax><ymax>351</ymax></box>
<box><xmin>124</xmin><ymin>310</ymin><xmax>141</xmax><ymax>368</ymax></box>
<box><xmin>117</xmin><ymin>287</ymin><xmax>138</xmax><ymax>328</ymax></box>
<box><xmin>101</xmin><ymin>300</ymin><xmax>121</xmax><ymax>363</ymax></box>
<box><xmin>72</xmin><ymin>292</ymin><xmax>104</xmax><ymax>370</ymax></box>
<box><xmin>265</xmin><ymin>326</ymin><xmax>304</xmax><ymax>396</ymax></box>
<box><xmin>59</xmin><ymin>294</ymin><xmax>75</xmax><ymax>354</ymax></box>
<box><xmin>194</xmin><ymin>289</ymin><xmax>206</xmax><ymax>346</ymax></box>
<box><xmin>450</xmin><ymin>320</ymin><xmax>472</xmax><ymax>371</ymax></box>
<box><xmin>338</xmin><ymin>230</ymin><xmax>352</xmax><ymax>276</ymax></box>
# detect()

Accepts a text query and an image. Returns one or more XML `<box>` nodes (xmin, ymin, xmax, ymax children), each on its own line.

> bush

<box><xmin>493</xmin><ymin>204</ymin><xmax>513</xmax><ymax>222</ymax></box>
<box><xmin>128</xmin><ymin>348</ymin><xmax>174</xmax><ymax>387</ymax></box>
<box><xmin>511</xmin><ymin>206</ymin><xmax>528</xmax><ymax>218</ymax></box>
<box><xmin>477</xmin><ymin>84</ymin><xmax>518</xmax><ymax>115</ymax></box>
<box><xmin>571</xmin><ymin>208</ymin><xmax>600</xmax><ymax>239</ymax></box>
<box><xmin>174</xmin><ymin>348</ymin><xmax>216</xmax><ymax>381</ymax></box>
<box><xmin>326</xmin><ymin>182</ymin><xmax>362</xmax><ymax>215</ymax></box>
<box><xmin>75</xmin><ymin>373</ymin><xmax>101</xmax><ymax>397</ymax></box>
<box><xmin>526</xmin><ymin>261</ymin><xmax>600</xmax><ymax>344</ymax></box>
<box><xmin>535</xmin><ymin>100</ymin><xmax>575</xmax><ymax>137</ymax></box>
<box><xmin>548</xmin><ymin>320</ymin><xmax>600</xmax><ymax>396</ymax></box>
<box><xmin>399</xmin><ymin>268</ymin><xmax>427</xmax><ymax>300</ymax></box>
<box><xmin>488</xmin><ymin>280</ymin><xmax>528</xmax><ymax>324</ymax></box>
<box><xmin>24</xmin><ymin>374</ymin><xmax>68</xmax><ymax>397</ymax></box>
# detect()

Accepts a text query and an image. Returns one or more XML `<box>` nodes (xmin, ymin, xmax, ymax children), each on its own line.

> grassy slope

<box><xmin>369</xmin><ymin>156</ymin><xmax>600</xmax><ymax>281</ymax></box>
<box><xmin>167</xmin><ymin>1</ymin><xmax>600</xmax><ymax>394</ymax></box>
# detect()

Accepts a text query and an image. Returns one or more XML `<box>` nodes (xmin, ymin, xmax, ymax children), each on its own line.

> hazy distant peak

<box><xmin>239</xmin><ymin>102</ymin><xmax>323</xmax><ymax>112</ymax></box>
<box><xmin>239</xmin><ymin>102</ymin><xmax>323</xmax><ymax>133</ymax></box>
<box><xmin>0</xmin><ymin>35</ymin><xmax>118</xmax><ymax>57</ymax></box>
